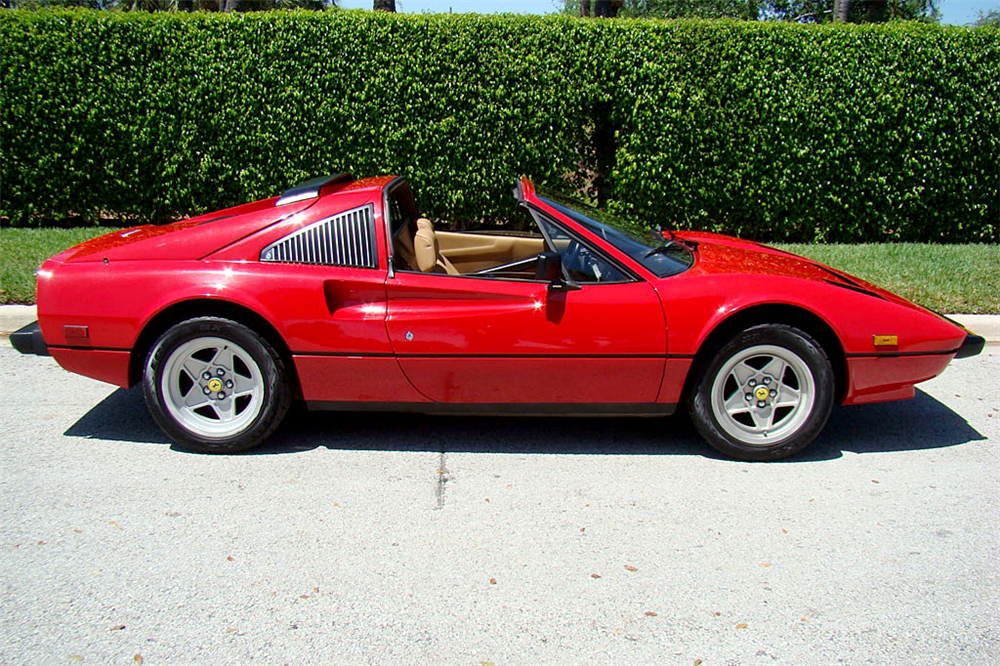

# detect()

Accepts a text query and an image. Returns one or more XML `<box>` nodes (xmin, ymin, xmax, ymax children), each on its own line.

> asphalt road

<box><xmin>1</xmin><ymin>344</ymin><xmax>998</xmax><ymax>666</ymax></box>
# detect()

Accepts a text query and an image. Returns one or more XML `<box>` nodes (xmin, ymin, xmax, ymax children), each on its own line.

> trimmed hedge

<box><xmin>606</xmin><ymin>20</ymin><xmax>1000</xmax><ymax>241</ymax></box>
<box><xmin>1</xmin><ymin>10</ymin><xmax>598</xmax><ymax>228</ymax></box>
<box><xmin>1</xmin><ymin>10</ymin><xmax>997</xmax><ymax>242</ymax></box>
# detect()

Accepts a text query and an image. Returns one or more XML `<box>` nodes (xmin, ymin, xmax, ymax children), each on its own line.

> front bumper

<box><xmin>936</xmin><ymin>313</ymin><xmax>986</xmax><ymax>359</ymax></box>
<box><xmin>955</xmin><ymin>332</ymin><xmax>985</xmax><ymax>359</ymax></box>
<box><xmin>9</xmin><ymin>321</ymin><xmax>50</xmax><ymax>356</ymax></box>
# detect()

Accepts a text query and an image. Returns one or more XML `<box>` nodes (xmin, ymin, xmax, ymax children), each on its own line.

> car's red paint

<box><xmin>34</xmin><ymin>175</ymin><xmax>973</xmax><ymax>419</ymax></box>
<box><xmin>844</xmin><ymin>354</ymin><xmax>955</xmax><ymax>405</ymax></box>
<box><xmin>295</xmin><ymin>357</ymin><xmax>427</xmax><ymax>403</ymax></box>
<box><xmin>60</xmin><ymin>198</ymin><xmax>318</xmax><ymax>264</ymax></box>
<box><xmin>48</xmin><ymin>348</ymin><xmax>132</xmax><ymax>389</ymax></box>
<box><xmin>384</xmin><ymin>273</ymin><xmax>666</xmax><ymax>403</ymax></box>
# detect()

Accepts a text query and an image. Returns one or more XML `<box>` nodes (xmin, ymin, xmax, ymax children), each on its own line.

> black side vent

<box><xmin>260</xmin><ymin>205</ymin><xmax>377</xmax><ymax>269</ymax></box>
<box><xmin>823</xmin><ymin>279</ymin><xmax>884</xmax><ymax>300</ymax></box>
<box><xmin>198</xmin><ymin>214</ymin><xmax>233</xmax><ymax>226</ymax></box>
<box><xmin>816</xmin><ymin>264</ymin><xmax>862</xmax><ymax>287</ymax></box>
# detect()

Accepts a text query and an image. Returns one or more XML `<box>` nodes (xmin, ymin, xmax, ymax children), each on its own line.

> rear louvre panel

<box><xmin>260</xmin><ymin>205</ymin><xmax>377</xmax><ymax>269</ymax></box>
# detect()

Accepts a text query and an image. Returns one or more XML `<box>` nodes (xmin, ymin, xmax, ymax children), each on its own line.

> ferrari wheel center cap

<box><xmin>208</xmin><ymin>378</ymin><xmax>223</xmax><ymax>393</ymax></box>
<box><xmin>754</xmin><ymin>386</ymin><xmax>770</xmax><ymax>401</ymax></box>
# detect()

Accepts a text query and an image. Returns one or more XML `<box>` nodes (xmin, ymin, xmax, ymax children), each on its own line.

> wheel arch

<box><xmin>682</xmin><ymin>304</ymin><xmax>848</xmax><ymax>405</ymax></box>
<box><xmin>128</xmin><ymin>299</ymin><xmax>301</xmax><ymax>398</ymax></box>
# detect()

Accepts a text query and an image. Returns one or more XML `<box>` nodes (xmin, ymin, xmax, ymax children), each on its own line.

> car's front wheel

<box><xmin>689</xmin><ymin>324</ymin><xmax>834</xmax><ymax>461</ymax></box>
<box><xmin>143</xmin><ymin>317</ymin><xmax>290</xmax><ymax>453</ymax></box>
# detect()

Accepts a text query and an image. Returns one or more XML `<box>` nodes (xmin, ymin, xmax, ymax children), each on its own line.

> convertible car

<box><xmin>11</xmin><ymin>175</ymin><xmax>984</xmax><ymax>460</ymax></box>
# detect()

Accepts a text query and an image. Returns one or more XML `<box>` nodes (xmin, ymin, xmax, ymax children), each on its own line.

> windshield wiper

<box><xmin>645</xmin><ymin>235</ymin><xmax>698</xmax><ymax>258</ymax></box>
<box><xmin>645</xmin><ymin>241</ymin><xmax>678</xmax><ymax>258</ymax></box>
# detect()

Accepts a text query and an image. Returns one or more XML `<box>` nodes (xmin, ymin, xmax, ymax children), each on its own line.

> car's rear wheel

<box><xmin>143</xmin><ymin>317</ymin><xmax>290</xmax><ymax>453</ymax></box>
<box><xmin>689</xmin><ymin>324</ymin><xmax>834</xmax><ymax>461</ymax></box>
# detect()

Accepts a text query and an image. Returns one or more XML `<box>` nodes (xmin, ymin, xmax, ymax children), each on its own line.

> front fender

<box><xmin>661</xmin><ymin>274</ymin><xmax>964</xmax><ymax>358</ymax></box>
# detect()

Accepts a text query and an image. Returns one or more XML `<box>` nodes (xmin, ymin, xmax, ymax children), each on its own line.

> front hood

<box><xmin>674</xmin><ymin>230</ymin><xmax>911</xmax><ymax>305</ymax></box>
<box><xmin>53</xmin><ymin>196</ymin><xmax>316</xmax><ymax>264</ymax></box>
<box><xmin>678</xmin><ymin>231</ymin><xmax>834</xmax><ymax>280</ymax></box>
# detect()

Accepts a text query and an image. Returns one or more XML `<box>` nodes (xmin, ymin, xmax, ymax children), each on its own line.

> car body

<box><xmin>12</xmin><ymin>175</ymin><xmax>984</xmax><ymax>460</ymax></box>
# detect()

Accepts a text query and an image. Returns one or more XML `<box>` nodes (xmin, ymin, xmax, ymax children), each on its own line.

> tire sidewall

<box><xmin>143</xmin><ymin>317</ymin><xmax>289</xmax><ymax>453</ymax></box>
<box><xmin>690</xmin><ymin>324</ymin><xmax>834</xmax><ymax>462</ymax></box>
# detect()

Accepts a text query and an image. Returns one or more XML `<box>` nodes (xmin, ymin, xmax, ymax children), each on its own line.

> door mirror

<box><xmin>535</xmin><ymin>251</ymin><xmax>580</xmax><ymax>291</ymax></box>
<box><xmin>535</xmin><ymin>251</ymin><xmax>561</xmax><ymax>283</ymax></box>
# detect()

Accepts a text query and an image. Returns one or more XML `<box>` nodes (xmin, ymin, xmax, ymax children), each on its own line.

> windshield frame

<box><xmin>523</xmin><ymin>204</ymin><xmax>637</xmax><ymax>285</ymax></box>
<box><xmin>534</xmin><ymin>190</ymin><xmax>695</xmax><ymax>279</ymax></box>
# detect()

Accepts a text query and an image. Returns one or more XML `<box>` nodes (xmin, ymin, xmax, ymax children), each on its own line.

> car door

<box><xmin>384</xmin><ymin>228</ymin><xmax>667</xmax><ymax>405</ymax></box>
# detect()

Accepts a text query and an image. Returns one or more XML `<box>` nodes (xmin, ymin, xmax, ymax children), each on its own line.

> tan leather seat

<box><xmin>394</xmin><ymin>223</ymin><xmax>418</xmax><ymax>271</ymax></box>
<box><xmin>413</xmin><ymin>218</ymin><xmax>459</xmax><ymax>275</ymax></box>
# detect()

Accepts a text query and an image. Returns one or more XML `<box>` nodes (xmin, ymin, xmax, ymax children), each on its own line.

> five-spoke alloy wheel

<box><xmin>689</xmin><ymin>324</ymin><xmax>834</xmax><ymax>461</ymax></box>
<box><xmin>143</xmin><ymin>317</ymin><xmax>290</xmax><ymax>453</ymax></box>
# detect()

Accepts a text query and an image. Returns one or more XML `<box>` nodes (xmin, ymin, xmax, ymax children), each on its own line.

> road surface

<box><xmin>1</xmin><ymin>345</ymin><xmax>997</xmax><ymax>665</ymax></box>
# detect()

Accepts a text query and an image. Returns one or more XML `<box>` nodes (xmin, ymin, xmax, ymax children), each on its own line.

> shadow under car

<box><xmin>63</xmin><ymin>387</ymin><xmax>985</xmax><ymax>462</ymax></box>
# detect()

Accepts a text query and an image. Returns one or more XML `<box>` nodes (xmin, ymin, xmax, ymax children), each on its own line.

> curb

<box><xmin>2</xmin><ymin>304</ymin><xmax>997</xmax><ymax>345</ymax></box>
<box><xmin>1</xmin><ymin>305</ymin><xmax>38</xmax><ymax>338</ymax></box>
<box><xmin>948</xmin><ymin>314</ymin><xmax>999</xmax><ymax>346</ymax></box>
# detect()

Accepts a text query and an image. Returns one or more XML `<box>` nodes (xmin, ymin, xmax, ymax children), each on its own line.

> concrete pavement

<box><xmin>1</xmin><ymin>344</ymin><xmax>997</xmax><ymax>665</ymax></box>
<box><xmin>0</xmin><ymin>305</ymin><xmax>37</xmax><ymax>337</ymax></box>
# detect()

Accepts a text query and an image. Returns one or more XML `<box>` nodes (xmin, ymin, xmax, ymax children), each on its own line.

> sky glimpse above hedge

<box><xmin>336</xmin><ymin>1</ymin><xmax>996</xmax><ymax>26</ymax></box>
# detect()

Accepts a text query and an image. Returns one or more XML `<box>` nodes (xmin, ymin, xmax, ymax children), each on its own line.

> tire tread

<box><xmin>142</xmin><ymin>317</ymin><xmax>291</xmax><ymax>454</ymax></box>
<box><xmin>688</xmin><ymin>323</ymin><xmax>834</xmax><ymax>462</ymax></box>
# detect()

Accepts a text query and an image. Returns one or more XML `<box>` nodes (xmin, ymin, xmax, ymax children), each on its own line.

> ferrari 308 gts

<box><xmin>11</xmin><ymin>175</ymin><xmax>983</xmax><ymax>460</ymax></box>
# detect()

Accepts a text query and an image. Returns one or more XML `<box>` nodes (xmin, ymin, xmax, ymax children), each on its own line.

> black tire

<box><xmin>688</xmin><ymin>324</ymin><xmax>834</xmax><ymax>461</ymax></box>
<box><xmin>142</xmin><ymin>317</ymin><xmax>290</xmax><ymax>453</ymax></box>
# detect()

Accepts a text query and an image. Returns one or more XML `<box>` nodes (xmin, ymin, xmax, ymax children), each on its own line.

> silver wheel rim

<box><xmin>160</xmin><ymin>336</ymin><xmax>264</xmax><ymax>439</ymax></box>
<box><xmin>710</xmin><ymin>344</ymin><xmax>816</xmax><ymax>447</ymax></box>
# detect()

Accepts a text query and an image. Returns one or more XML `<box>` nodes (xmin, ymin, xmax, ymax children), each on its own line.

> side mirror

<box><xmin>535</xmin><ymin>252</ymin><xmax>580</xmax><ymax>291</ymax></box>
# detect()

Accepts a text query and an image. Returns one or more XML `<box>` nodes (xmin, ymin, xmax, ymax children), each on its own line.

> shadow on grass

<box><xmin>64</xmin><ymin>386</ymin><xmax>985</xmax><ymax>462</ymax></box>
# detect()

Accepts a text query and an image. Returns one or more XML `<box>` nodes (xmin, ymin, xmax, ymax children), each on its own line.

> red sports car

<box><xmin>11</xmin><ymin>175</ymin><xmax>984</xmax><ymax>460</ymax></box>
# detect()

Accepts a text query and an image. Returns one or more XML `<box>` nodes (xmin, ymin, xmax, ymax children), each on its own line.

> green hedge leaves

<box><xmin>607</xmin><ymin>20</ymin><xmax>1000</xmax><ymax>242</ymax></box>
<box><xmin>1</xmin><ymin>10</ymin><xmax>997</xmax><ymax>242</ymax></box>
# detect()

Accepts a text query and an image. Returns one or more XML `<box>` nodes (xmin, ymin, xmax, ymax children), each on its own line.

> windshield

<box><xmin>536</xmin><ymin>191</ymin><xmax>694</xmax><ymax>278</ymax></box>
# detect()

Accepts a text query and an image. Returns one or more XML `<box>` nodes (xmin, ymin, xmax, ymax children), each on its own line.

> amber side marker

<box><xmin>873</xmin><ymin>335</ymin><xmax>899</xmax><ymax>347</ymax></box>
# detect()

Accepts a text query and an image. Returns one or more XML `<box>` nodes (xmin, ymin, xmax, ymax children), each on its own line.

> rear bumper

<box><xmin>9</xmin><ymin>321</ymin><xmax>50</xmax><ymax>356</ymax></box>
<box><xmin>955</xmin><ymin>332</ymin><xmax>985</xmax><ymax>359</ymax></box>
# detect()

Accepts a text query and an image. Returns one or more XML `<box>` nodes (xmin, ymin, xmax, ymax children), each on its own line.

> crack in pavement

<box><xmin>435</xmin><ymin>451</ymin><xmax>451</xmax><ymax>509</ymax></box>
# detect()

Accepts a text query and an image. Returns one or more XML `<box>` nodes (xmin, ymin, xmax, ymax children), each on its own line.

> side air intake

<box><xmin>260</xmin><ymin>205</ymin><xmax>377</xmax><ymax>269</ymax></box>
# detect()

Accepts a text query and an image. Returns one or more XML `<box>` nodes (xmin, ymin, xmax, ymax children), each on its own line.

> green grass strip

<box><xmin>775</xmin><ymin>243</ymin><xmax>1000</xmax><ymax>315</ymax></box>
<box><xmin>1</xmin><ymin>227</ymin><xmax>113</xmax><ymax>305</ymax></box>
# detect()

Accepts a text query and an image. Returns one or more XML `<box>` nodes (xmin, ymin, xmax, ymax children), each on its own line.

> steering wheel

<box><xmin>562</xmin><ymin>240</ymin><xmax>597</xmax><ymax>280</ymax></box>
